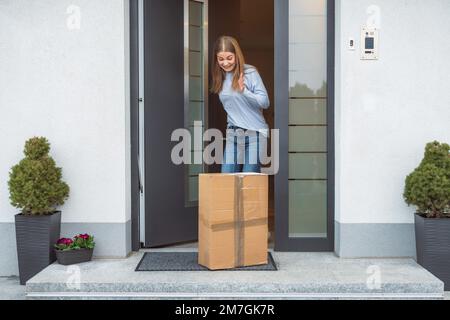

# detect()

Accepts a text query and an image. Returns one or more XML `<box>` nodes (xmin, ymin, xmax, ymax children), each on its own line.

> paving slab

<box><xmin>0</xmin><ymin>276</ymin><xmax>26</xmax><ymax>300</ymax></box>
<box><xmin>25</xmin><ymin>250</ymin><xmax>444</xmax><ymax>300</ymax></box>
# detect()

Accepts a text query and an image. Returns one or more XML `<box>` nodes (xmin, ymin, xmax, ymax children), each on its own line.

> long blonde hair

<box><xmin>211</xmin><ymin>36</ymin><xmax>246</xmax><ymax>94</ymax></box>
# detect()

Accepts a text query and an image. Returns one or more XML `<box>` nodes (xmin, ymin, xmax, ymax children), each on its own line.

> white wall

<box><xmin>1</xmin><ymin>0</ymin><xmax>449</xmax><ymax>258</ymax></box>
<box><xmin>0</xmin><ymin>0</ymin><xmax>131</xmax><ymax>224</ymax></box>
<box><xmin>335</xmin><ymin>0</ymin><xmax>450</xmax><ymax>224</ymax></box>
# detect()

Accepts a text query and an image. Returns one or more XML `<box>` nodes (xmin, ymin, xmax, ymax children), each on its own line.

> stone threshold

<box><xmin>26</xmin><ymin>250</ymin><xmax>444</xmax><ymax>300</ymax></box>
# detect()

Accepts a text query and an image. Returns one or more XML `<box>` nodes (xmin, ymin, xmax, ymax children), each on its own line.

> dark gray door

<box><xmin>143</xmin><ymin>0</ymin><xmax>207</xmax><ymax>247</ymax></box>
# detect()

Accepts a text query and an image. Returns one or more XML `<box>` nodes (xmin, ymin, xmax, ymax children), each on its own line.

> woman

<box><xmin>211</xmin><ymin>36</ymin><xmax>270</xmax><ymax>173</ymax></box>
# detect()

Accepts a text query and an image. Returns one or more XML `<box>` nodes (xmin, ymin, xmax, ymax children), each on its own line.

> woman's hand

<box><xmin>238</xmin><ymin>73</ymin><xmax>245</xmax><ymax>93</ymax></box>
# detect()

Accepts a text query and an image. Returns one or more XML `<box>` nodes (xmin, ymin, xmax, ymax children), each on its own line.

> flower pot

<box><xmin>415</xmin><ymin>213</ymin><xmax>450</xmax><ymax>290</ymax></box>
<box><xmin>15</xmin><ymin>211</ymin><xmax>61</xmax><ymax>285</ymax></box>
<box><xmin>55</xmin><ymin>248</ymin><xmax>94</xmax><ymax>265</ymax></box>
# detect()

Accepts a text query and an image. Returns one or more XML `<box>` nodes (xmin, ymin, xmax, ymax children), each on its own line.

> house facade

<box><xmin>1</xmin><ymin>0</ymin><xmax>449</xmax><ymax>276</ymax></box>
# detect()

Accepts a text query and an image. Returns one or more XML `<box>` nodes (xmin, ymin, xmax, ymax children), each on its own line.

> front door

<box><xmin>138</xmin><ymin>0</ymin><xmax>334</xmax><ymax>250</ymax></box>
<box><xmin>143</xmin><ymin>0</ymin><xmax>208</xmax><ymax>247</ymax></box>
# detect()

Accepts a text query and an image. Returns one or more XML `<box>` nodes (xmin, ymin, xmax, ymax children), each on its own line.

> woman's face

<box><xmin>217</xmin><ymin>51</ymin><xmax>236</xmax><ymax>72</ymax></box>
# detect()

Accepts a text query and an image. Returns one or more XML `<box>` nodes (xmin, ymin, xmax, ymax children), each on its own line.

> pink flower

<box><xmin>57</xmin><ymin>238</ymin><xmax>73</xmax><ymax>246</ymax></box>
<box><xmin>75</xmin><ymin>234</ymin><xmax>90</xmax><ymax>240</ymax></box>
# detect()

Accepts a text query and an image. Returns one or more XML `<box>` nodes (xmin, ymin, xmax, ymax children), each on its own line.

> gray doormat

<box><xmin>135</xmin><ymin>252</ymin><xmax>278</xmax><ymax>271</ymax></box>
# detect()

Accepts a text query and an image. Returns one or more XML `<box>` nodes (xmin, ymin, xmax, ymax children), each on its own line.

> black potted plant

<box><xmin>403</xmin><ymin>140</ymin><xmax>450</xmax><ymax>290</ymax></box>
<box><xmin>8</xmin><ymin>137</ymin><xmax>70</xmax><ymax>285</ymax></box>
<box><xmin>54</xmin><ymin>234</ymin><xmax>95</xmax><ymax>265</ymax></box>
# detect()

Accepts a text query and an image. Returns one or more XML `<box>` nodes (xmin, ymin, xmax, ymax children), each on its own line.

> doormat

<box><xmin>135</xmin><ymin>252</ymin><xmax>278</xmax><ymax>271</ymax></box>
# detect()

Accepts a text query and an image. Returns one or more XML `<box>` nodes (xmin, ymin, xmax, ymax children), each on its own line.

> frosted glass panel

<box><xmin>289</xmin><ymin>154</ymin><xmax>327</xmax><ymax>180</ymax></box>
<box><xmin>189</xmin><ymin>76</ymin><xmax>203</xmax><ymax>101</ymax></box>
<box><xmin>189</xmin><ymin>26</ymin><xmax>202</xmax><ymax>52</ymax></box>
<box><xmin>288</xmin><ymin>0</ymin><xmax>328</xmax><ymax>238</ymax></box>
<box><xmin>289</xmin><ymin>16</ymin><xmax>326</xmax><ymax>43</ymax></box>
<box><xmin>186</xmin><ymin>0</ymin><xmax>205</xmax><ymax>205</ymax></box>
<box><xmin>189</xmin><ymin>176</ymin><xmax>199</xmax><ymax>202</ymax></box>
<box><xmin>289</xmin><ymin>180</ymin><xmax>327</xmax><ymax>237</ymax></box>
<box><xmin>289</xmin><ymin>0</ymin><xmax>327</xmax><ymax>97</ymax></box>
<box><xmin>189</xmin><ymin>163</ymin><xmax>203</xmax><ymax>175</ymax></box>
<box><xmin>189</xmin><ymin>1</ymin><xmax>202</xmax><ymax>26</ymax></box>
<box><xmin>189</xmin><ymin>51</ymin><xmax>202</xmax><ymax>77</ymax></box>
<box><xmin>189</xmin><ymin>101</ymin><xmax>203</xmax><ymax>125</ymax></box>
<box><xmin>289</xmin><ymin>0</ymin><xmax>326</xmax><ymax>15</ymax></box>
<box><xmin>289</xmin><ymin>43</ymin><xmax>326</xmax><ymax>71</ymax></box>
<box><xmin>289</xmin><ymin>126</ymin><xmax>327</xmax><ymax>152</ymax></box>
<box><xmin>289</xmin><ymin>71</ymin><xmax>327</xmax><ymax>98</ymax></box>
<box><xmin>289</xmin><ymin>99</ymin><xmax>326</xmax><ymax>125</ymax></box>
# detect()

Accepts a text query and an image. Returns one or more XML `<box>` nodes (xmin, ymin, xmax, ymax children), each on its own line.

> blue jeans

<box><xmin>221</xmin><ymin>126</ymin><xmax>262</xmax><ymax>173</ymax></box>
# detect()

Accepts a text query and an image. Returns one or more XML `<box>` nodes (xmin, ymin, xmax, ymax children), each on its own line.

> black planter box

<box><xmin>15</xmin><ymin>211</ymin><xmax>61</xmax><ymax>285</ymax></box>
<box><xmin>55</xmin><ymin>248</ymin><xmax>93</xmax><ymax>265</ymax></box>
<box><xmin>415</xmin><ymin>213</ymin><xmax>450</xmax><ymax>291</ymax></box>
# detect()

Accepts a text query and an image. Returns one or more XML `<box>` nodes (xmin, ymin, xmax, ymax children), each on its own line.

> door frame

<box><xmin>130</xmin><ymin>0</ymin><xmax>140</xmax><ymax>251</ymax></box>
<box><xmin>274</xmin><ymin>0</ymin><xmax>335</xmax><ymax>252</ymax></box>
<box><xmin>129</xmin><ymin>0</ymin><xmax>336</xmax><ymax>252</ymax></box>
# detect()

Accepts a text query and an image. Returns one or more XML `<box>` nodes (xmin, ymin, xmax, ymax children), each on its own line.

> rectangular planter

<box><xmin>415</xmin><ymin>213</ymin><xmax>450</xmax><ymax>291</ymax></box>
<box><xmin>55</xmin><ymin>248</ymin><xmax>93</xmax><ymax>265</ymax></box>
<box><xmin>15</xmin><ymin>211</ymin><xmax>61</xmax><ymax>285</ymax></box>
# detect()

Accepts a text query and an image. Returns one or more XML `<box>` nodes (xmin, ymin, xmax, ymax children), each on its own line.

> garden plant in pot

<box><xmin>403</xmin><ymin>141</ymin><xmax>450</xmax><ymax>290</ymax></box>
<box><xmin>8</xmin><ymin>137</ymin><xmax>69</xmax><ymax>285</ymax></box>
<box><xmin>55</xmin><ymin>234</ymin><xmax>95</xmax><ymax>265</ymax></box>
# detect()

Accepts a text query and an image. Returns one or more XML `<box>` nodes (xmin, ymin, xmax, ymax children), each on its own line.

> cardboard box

<box><xmin>198</xmin><ymin>173</ymin><xmax>268</xmax><ymax>270</ymax></box>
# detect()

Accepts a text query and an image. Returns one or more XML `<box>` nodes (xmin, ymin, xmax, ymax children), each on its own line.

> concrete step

<box><xmin>26</xmin><ymin>250</ymin><xmax>444</xmax><ymax>300</ymax></box>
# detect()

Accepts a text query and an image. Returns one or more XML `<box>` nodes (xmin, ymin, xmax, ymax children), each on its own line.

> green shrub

<box><xmin>8</xmin><ymin>137</ymin><xmax>70</xmax><ymax>215</ymax></box>
<box><xmin>403</xmin><ymin>141</ymin><xmax>450</xmax><ymax>218</ymax></box>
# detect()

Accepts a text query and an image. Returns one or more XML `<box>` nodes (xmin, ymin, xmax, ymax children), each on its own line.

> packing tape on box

<box><xmin>235</xmin><ymin>175</ymin><xmax>244</xmax><ymax>267</ymax></box>
<box><xmin>199</xmin><ymin>216</ymin><xmax>268</xmax><ymax>232</ymax></box>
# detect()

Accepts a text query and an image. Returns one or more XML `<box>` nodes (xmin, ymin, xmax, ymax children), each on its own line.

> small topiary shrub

<box><xmin>403</xmin><ymin>141</ymin><xmax>450</xmax><ymax>218</ymax></box>
<box><xmin>8</xmin><ymin>137</ymin><xmax>70</xmax><ymax>215</ymax></box>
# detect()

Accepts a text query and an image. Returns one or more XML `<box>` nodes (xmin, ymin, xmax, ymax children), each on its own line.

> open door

<box><xmin>143</xmin><ymin>0</ymin><xmax>208</xmax><ymax>247</ymax></box>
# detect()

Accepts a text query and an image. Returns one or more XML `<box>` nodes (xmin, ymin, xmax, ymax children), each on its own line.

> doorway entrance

<box><xmin>130</xmin><ymin>0</ymin><xmax>335</xmax><ymax>252</ymax></box>
<box><xmin>207</xmin><ymin>0</ymin><xmax>276</xmax><ymax>245</ymax></box>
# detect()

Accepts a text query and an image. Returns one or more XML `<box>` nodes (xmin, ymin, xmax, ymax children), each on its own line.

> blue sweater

<box><xmin>219</xmin><ymin>64</ymin><xmax>270</xmax><ymax>137</ymax></box>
